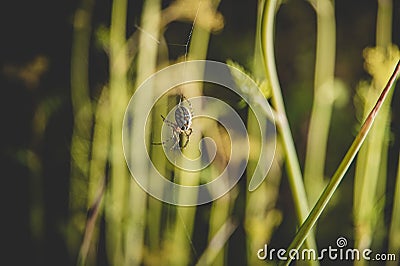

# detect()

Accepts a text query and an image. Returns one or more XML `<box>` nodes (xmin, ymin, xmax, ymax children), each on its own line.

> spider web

<box><xmin>134</xmin><ymin>1</ymin><xmax>201</xmax><ymax>63</ymax></box>
<box><xmin>139</xmin><ymin>0</ymin><xmax>203</xmax><ymax>152</ymax></box>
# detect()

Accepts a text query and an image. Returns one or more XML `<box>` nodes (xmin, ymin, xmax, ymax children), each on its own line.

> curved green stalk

<box><xmin>282</xmin><ymin>61</ymin><xmax>400</xmax><ymax>266</ymax></box>
<box><xmin>260</xmin><ymin>0</ymin><xmax>317</xmax><ymax>253</ymax></box>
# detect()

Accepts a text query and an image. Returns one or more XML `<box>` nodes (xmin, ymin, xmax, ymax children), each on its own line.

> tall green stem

<box><xmin>260</xmin><ymin>0</ymin><xmax>317</xmax><ymax>254</ymax></box>
<box><xmin>68</xmin><ymin>0</ymin><xmax>94</xmax><ymax>256</ymax></box>
<box><xmin>107</xmin><ymin>0</ymin><xmax>129</xmax><ymax>263</ymax></box>
<box><xmin>353</xmin><ymin>0</ymin><xmax>394</xmax><ymax>258</ymax></box>
<box><xmin>125</xmin><ymin>0</ymin><xmax>162</xmax><ymax>265</ymax></box>
<box><xmin>304</xmin><ymin>0</ymin><xmax>336</xmax><ymax>206</ymax></box>
<box><xmin>170</xmin><ymin>2</ymin><xmax>222</xmax><ymax>264</ymax></box>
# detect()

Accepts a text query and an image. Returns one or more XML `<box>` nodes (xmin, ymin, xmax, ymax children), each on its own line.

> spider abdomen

<box><xmin>152</xmin><ymin>95</ymin><xmax>194</xmax><ymax>150</ymax></box>
<box><xmin>175</xmin><ymin>105</ymin><xmax>192</xmax><ymax>130</ymax></box>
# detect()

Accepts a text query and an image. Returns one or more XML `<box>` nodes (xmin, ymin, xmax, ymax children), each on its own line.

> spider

<box><xmin>152</xmin><ymin>94</ymin><xmax>194</xmax><ymax>150</ymax></box>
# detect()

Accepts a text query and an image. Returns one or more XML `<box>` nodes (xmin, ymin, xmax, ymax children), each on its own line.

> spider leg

<box><xmin>151</xmin><ymin>134</ymin><xmax>174</xmax><ymax>145</ymax></box>
<box><xmin>185</xmin><ymin>128</ymin><xmax>193</xmax><ymax>136</ymax></box>
<box><xmin>179</xmin><ymin>128</ymin><xmax>193</xmax><ymax>149</ymax></box>
<box><xmin>152</xmin><ymin>117</ymin><xmax>179</xmax><ymax>146</ymax></box>
<box><xmin>152</xmin><ymin>139</ymin><xmax>173</xmax><ymax>145</ymax></box>
<box><xmin>160</xmin><ymin>115</ymin><xmax>178</xmax><ymax>128</ymax></box>
<box><xmin>181</xmin><ymin>136</ymin><xmax>190</xmax><ymax>149</ymax></box>
<box><xmin>170</xmin><ymin>130</ymin><xmax>181</xmax><ymax>150</ymax></box>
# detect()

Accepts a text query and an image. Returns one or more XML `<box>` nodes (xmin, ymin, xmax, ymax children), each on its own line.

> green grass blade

<box><xmin>281</xmin><ymin>60</ymin><xmax>400</xmax><ymax>266</ymax></box>
<box><xmin>388</xmin><ymin>152</ymin><xmax>400</xmax><ymax>259</ymax></box>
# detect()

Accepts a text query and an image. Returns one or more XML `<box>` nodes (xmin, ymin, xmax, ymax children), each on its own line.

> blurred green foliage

<box><xmin>2</xmin><ymin>0</ymin><xmax>400</xmax><ymax>265</ymax></box>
